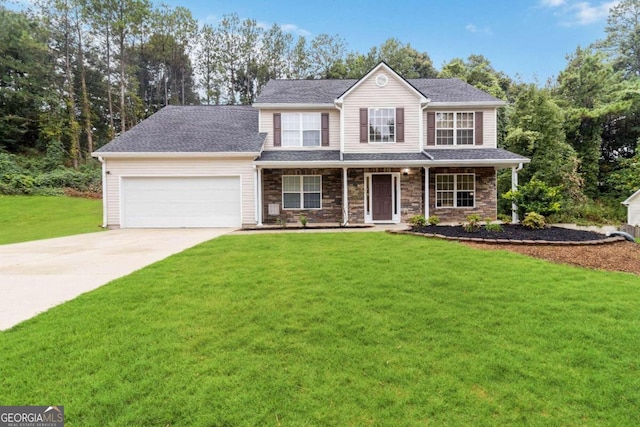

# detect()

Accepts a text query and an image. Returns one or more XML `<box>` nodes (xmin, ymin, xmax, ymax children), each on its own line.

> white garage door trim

<box><xmin>120</xmin><ymin>175</ymin><xmax>242</xmax><ymax>228</ymax></box>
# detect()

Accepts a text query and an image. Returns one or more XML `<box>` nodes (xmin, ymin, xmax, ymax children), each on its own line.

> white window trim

<box><xmin>435</xmin><ymin>112</ymin><xmax>475</xmax><ymax>146</ymax></box>
<box><xmin>363</xmin><ymin>172</ymin><xmax>401</xmax><ymax>223</ymax></box>
<box><xmin>281</xmin><ymin>112</ymin><xmax>321</xmax><ymax>147</ymax></box>
<box><xmin>435</xmin><ymin>173</ymin><xmax>475</xmax><ymax>209</ymax></box>
<box><xmin>368</xmin><ymin>107</ymin><xmax>396</xmax><ymax>144</ymax></box>
<box><xmin>282</xmin><ymin>175</ymin><xmax>322</xmax><ymax>210</ymax></box>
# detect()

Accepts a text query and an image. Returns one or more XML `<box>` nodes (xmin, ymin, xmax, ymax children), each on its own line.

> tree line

<box><xmin>1</xmin><ymin>0</ymin><xmax>640</xmax><ymax>221</ymax></box>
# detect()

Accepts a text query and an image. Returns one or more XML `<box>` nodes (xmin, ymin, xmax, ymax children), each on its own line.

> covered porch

<box><xmin>253</xmin><ymin>149</ymin><xmax>528</xmax><ymax>226</ymax></box>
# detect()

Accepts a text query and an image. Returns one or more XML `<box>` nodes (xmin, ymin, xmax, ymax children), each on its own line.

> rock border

<box><xmin>390</xmin><ymin>229</ymin><xmax>627</xmax><ymax>246</ymax></box>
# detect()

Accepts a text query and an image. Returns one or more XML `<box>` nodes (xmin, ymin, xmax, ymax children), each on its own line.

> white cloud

<box><xmin>280</xmin><ymin>23</ymin><xmax>312</xmax><ymax>37</ymax></box>
<box><xmin>540</xmin><ymin>0</ymin><xmax>620</xmax><ymax>25</ymax></box>
<box><xmin>540</xmin><ymin>0</ymin><xmax>567</xmax><ymax>7</ymax></box>
<box><xmin>569</xmin><ymin>1</ymin><xmax>619</xmax><ymax>24</ymax></box>
<box><xmin>465</xmin><ymin>23</ymin><xmax>493</xmax><ymax>35</ymax></box>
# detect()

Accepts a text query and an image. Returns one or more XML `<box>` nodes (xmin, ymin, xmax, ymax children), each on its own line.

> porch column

<box><xmin>256</xmin><ymin>166</ymin><xmax>263</xmax><ymax>226</ymax></box>
<box><xmin>342</xmin><ymin>167</ymin><xmax>349</xmax><ymax>225</ymax></box>
<box><xmin>511</xmin><ymin>163</ymin><xmax>522</xmax><ymax>224</ymax></box>
<box><xmin>424</xmin><ymin>167</ymin><xmax>430</xmax><ymax>219</ymax></box>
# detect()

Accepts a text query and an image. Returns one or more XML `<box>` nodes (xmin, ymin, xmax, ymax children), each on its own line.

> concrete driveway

<box><xmin>0</xmin><ymin>228</ymin><xmax>234</xmax><ymax>330</ymax></box>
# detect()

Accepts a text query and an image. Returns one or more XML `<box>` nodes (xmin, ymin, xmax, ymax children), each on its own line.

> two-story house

<box><xmin>93</xmin><ymin>62</ymin><xmax>529</xmax><ymax>228</ymax></box>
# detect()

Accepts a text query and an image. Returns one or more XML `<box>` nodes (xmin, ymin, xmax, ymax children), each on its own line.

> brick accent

<box><xmin>347</xmin><ymin>169</ymin><xmax>365</xmax><ymax>224</ymax></box>
<box><xmin>400</xmin><ymin>168</ymin><xmax>424</xmax><ymax>222</ymax></box>
<box><xmin>261</xmin><ymin>166</ymin><xmax>496</xmax><ymax>225</ymax></box>
<box><xmin>262</xmin><ymin>169</ymin><xmax>343</xmax><ymax>225</ymax></box>
<box><xmin>428</xmin><ymin>167</ymin><xmax>497</xmax><ymax>223</ymax></box>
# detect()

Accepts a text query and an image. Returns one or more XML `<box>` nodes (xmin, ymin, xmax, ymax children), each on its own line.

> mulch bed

<box><xmin>464</xmin><ymin>241</ymin><xmax>640</xmax><ymax>276</ymax></box>
<box><xmin>411</xmin><ymin>224</ymin><xmax>607</xmax><ymax>242</ymax></box>
<box><xmin>406</xmin><ymin>225</ymin><xmax>640</xmax><ymax>275</ymax></box>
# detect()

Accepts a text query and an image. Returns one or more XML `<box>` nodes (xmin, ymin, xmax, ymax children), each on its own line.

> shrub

<box><xmin>6</xmin><ymin>174</ymin><xmax>35</xmax><ymax>194</ymax></box>
<box><xmin>34</xmin><ymin>187</ymin><xmax>65</xmax><ymax>196</ymax></box>
<box><xmin>463</xmin><ymin>214</ymin><xmax>482</xmax><ymax>233</ymax></box>
<box><xmin>497</xmin><ymin>213</ymin><xmax>512</xmax><ymax>223</ymax></box>
<box><xmin>522</xmin><ymin>212</ymin><xmax>546</xmax><ymax>229</ymax></box>
<box><xmin>549</xmin><ymin>198</ymin><xmax>625</xmax><ymax>225</ymax></box>
<box><xmin>409</xmin><ymin>215</ymin><xmax>427</xmax><ymax>227</ymax></box>
<box><xmin>427</xmin><ymin>215</ymin><xmax>440</xmax><ymax>226</ymax></box>
<box><xmin>485</xmin><ymin>222</ymin><xmax>504</xmax><ymax>232</ymax></box>
<box><xmin>299</xmin><ymin>214</ymin><xmax>308</xmax><ymax>227</ymax></box>
<box><xmin>0</xmin><ymin>153</ymin><xmax>25</xmax><ymax>176</ymax></box>
<box><xmin>35</xmin><ymin>168</ymin><xmax>100</xmax><ymax>192</ymax></box>
<box><xmin>502</xmin><ymin>178</ymin><xmax>562</xmax><ymax>218</ymax></box>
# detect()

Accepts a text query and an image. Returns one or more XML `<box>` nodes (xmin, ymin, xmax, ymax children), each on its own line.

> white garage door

<box><xmin>121</xmin><ymin>176</ymin><xmax>241</xmax><ymax>228</ymax></box>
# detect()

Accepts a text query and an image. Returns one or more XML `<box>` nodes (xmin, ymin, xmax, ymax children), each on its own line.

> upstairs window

<box><xmin>281</xmin><ymin>113</ymin><xmax>321</xmax><ymax>147</ymax></box>
<box><xmin>369</xmin><ymin>108</ymin><xmax>395</xmax><ymax>143</ymax></box>
<box><xmin>436</xmin><ymin>112</ymin><xmax>475</xmax><ymax>145</ymax></box>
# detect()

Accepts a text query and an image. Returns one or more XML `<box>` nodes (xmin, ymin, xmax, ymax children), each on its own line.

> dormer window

<box><xmin>281</xmin><ymin>113</ymin><xmax>321</xmax><ymax>147</ymax></box>
<box><xmin>369</xmin><ymin>108</ymin><xmax>395</xmax><ymax>143</ymax></box>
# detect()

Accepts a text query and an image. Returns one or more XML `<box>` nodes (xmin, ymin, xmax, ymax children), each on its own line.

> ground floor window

<box><xmin>282</xmin><ymin>175</ymin><xmax>322</xmax><ymax>209</ymax></box>
<box><xmin>436</xmin><ymin>174</ymin><xmax>475</xmax><ymax>208</ymax></box>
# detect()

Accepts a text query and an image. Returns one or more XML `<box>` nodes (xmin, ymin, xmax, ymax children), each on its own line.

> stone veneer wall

<box><xmin>399</xmin><ymin>168</ymin><xmax>424</xmax><ymax>222</ymax></box>
<box><xmin>428</xmin><ymin>167</ymin><xmax>497</xmax><ymax>223</ymax></box>
<box><xmin>262</xmin><ymin>167</ymin><xmax>495</xmax><ymax>225</ymax></box>
<box><xmin>262</xmin><ymin>168</ymin><xmax>343</xmax><ymax>224</ymax></box>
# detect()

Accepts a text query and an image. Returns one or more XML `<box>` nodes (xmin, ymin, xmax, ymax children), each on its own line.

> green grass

<box><xmin>0</xmin><ymin>195</ymin><xmax>103</xmax><ymax>244</ymax></box>
<box><xmin>1</xmin><ymin>233</ymin><xmax>639</xmax><ymax>426</ymax></box>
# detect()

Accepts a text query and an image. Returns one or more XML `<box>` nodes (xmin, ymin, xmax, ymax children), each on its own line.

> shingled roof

<box><xmin>255</xmin><ymin>79</ymin><xmax>356</xmax><ymax>104</ymax></box>
<box><xmin>424</xmin><ymin>148</ymin><xmax>529</xmax><ymax>162</ymax></box>
<box><xmin>255</xmin><ymin>77</ymin><xmax>502</xmax><ymax>104</ymax></box>
<box><xmin>94</xmin><ymin>105</ymin><xmax>266</xmax><ymax>153</ymax></box>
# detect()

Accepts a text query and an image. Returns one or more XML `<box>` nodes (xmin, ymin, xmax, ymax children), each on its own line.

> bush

<box><xmin>35</xmin><ymin>168</ymin><xmax>100</xmax><ymax>191</ymax></box>
<box><xmin>497</xmin><ymin>213</ymin><xmax>512</xmax><ymax>223</ymax></box>
<box><xmin>485</xmin><ymin>222</ymin><xmax>504</xmax><ymax>232</ymax></box>
<box><xmin>463</xmin><ymin>214</ymin><xmax>482</xmax><ymax>233</ymax></box>
<box><xmin>549</xmin><ymin>198</ymin><xmax>625</xmax><ymax>225</ymax></box>
<box><xmin>0</xmin><ymin>153</ymin><xmax>102</xmax><ymax>196</ymax></box>
<box><xmin>503</xmin><ymin>178</ymin><xmax>562</xmax><ymax>218</ymax></box>
<box><xmin>522</xmin><ymin>212</ymin><xmax>546</xmax><ymax>229</ymax></box>
<box><xmin>6</xmin><ymin>174</ymin><xmax>35</xmax><ymax>193</ymax></box>
<box><xmin>427</xmin><ymin>215</ymin><xmax>440</xmax><ymax>226</ymax></box>
<box><xmin>409</xmin><ymin>215</ymin><xmax>427</xmax><ymax>227</ymax></box>
<box><xmin>299</xmin><ymin>214</ymin><xmax>308</xmax><ymax>227</ymax></box>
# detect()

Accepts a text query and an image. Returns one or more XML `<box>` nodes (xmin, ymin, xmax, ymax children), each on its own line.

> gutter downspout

<box><xmin>424</xmin><ymin>166</ymin><xmax>430</xmax><ymax>219</ymax></box>
<box><xmin>98</xmin><ymin>156</ymin><xmax>108</xmax><ymax>228</ymax></box>
<box><xmin>512</xmin><ymin>163</ymin><xmax>523</xmax><ymax>224</ymax></box>
<box><xmin>419</xmin><ymin>99</ymin><xmax>430</xmax><ymax>152</ymax></box>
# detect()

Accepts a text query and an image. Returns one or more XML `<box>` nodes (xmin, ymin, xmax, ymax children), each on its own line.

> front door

<box><xmin>372</xmin><ymin>174</ymin><xmax>393</xmax><ymax>221</ymax></box>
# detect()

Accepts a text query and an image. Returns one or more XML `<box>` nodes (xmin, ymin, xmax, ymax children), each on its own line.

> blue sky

<box><xmin>5</xmin><ymin>0</ymin><xmax>618</xmax><ymax>82</ymax></box>
<box><xmin>162</xmin><ymin>0</ymin><xmax>618</xmax><ymax>83</ymax></box>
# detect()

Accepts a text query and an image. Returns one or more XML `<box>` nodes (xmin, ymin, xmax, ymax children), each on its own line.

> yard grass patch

<box><xmin>1</xmin><ymin>233</ymin><xmax>639</xmax><ymax>425</ymax></box>
<box><xmin>0</xmin><ymin>195</ymin><xmax>103</xmax><ymax>244</ymax></box>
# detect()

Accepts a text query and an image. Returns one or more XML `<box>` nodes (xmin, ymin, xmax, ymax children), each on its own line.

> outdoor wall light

<box><xmin>402</xmin><ymin>168</ymin><xmax>410</xmax><ymax>176</ymax></box>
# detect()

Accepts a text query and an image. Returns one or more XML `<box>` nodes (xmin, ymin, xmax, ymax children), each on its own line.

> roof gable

<box><xmin>336</xmin><ymin>61</ymin><xmax>428</xmax><ymax>103</ymax></box>
<box><xmin>623</xmin><ymin>188</ymin><xmax>640</xmax><ymax>205</ymax></box>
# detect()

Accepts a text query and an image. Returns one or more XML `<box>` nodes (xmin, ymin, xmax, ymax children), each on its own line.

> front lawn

<box><xmin>1</xmin><ymin>233</ymin><xmax>639</xmax><ymax>425</ymax></box>
<box><xmin>0</xmin><ymin>195</ymin><xmax>103</xmax><ymax>244</ymax></box>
